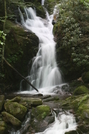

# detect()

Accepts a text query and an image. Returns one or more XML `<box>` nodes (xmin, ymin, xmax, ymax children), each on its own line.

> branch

<box><xmin>3</xmin><ymin>57</ymin><xmax>39</xmax><ymax>92</ymax></box>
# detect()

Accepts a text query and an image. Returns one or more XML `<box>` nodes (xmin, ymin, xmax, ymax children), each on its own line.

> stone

<box><xmin>2</xmin><ymin>112</ymin><xmax>21</xmax><ymax>127</ymax></box>
<box><xmin>30</xmin><ymin>105</ymin><xmax>54</xmax><ymax>132</ymax></box>
<box><xmin>4</xmin><ymin>101</ymin><xmax>27</xmax><ymax>120</ymax></box>
<box><xmin>20</xmin><ymin>97</ymin><xmax>42</xmax><ymax>108</ymax></box>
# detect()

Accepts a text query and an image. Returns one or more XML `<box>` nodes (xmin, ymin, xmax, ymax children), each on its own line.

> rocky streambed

<box><xmin>1</xmin><ymin>77</ymin><xmax>89</xmax><ymax>134</ymax></box>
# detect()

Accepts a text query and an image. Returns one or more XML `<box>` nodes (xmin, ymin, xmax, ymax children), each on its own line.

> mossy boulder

<box><xmin>82</xmin><ymin>72</ymin><xmax>89</xmax><ymax>83</ymax></box>
<box><xmin>30</xmin><ymin>105</ymin><xmax>54</xmax><ymax>132</ymax></box>
<box><xmin>73</xmin><ymin>85</ymin><xmax>89</xmax><ymax>95</ymax></box>
<box><xmin>0</xmin><ymin>120</ymin><xmax>8</xmax><ymax>134</ymax></box>
<box><xmin>20</xmin><ymin>97</ymin><xmax>42</xmax><ymax>108</ymax></box>
<box><xmin>4</xmin><ymin>101</ymin><xmax>27</xmax><ymax>120</ymax></box>
<box><xmin>2</xmin><ymin>111</ymin><xmax>21</xmax><ymax>127</ymax></box>
<box><xmin>31</xmin><ymin>105</ymin><xmax>51</xmax><ymax>120</ymax></box>
<box><xmin>0</xmin><ymin>95</ymin><xmax>5</xmax><ymax>111</ymax></box>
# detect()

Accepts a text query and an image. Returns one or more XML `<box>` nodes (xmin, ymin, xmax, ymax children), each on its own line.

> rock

<box><xmin>7</xmin><ymin>96</ymin><xmax>21</xmax><ymax>103</ymax></box>
<box><xmin>73</xmin><ymin>85</ymin><xmax>89</xmax><ymax>95</ymax></box>
<box><xmin>2</xmin><ymin>112</ymin><xmax>21</xmax><ymax>127</ymax></box>
<box><xmin>82</xmin><ymin>72</ymin><xmax>89</xmax><ymax>83</ymax></box>
<box><xmin>0</xmin><ymin>120</ymin><xmax>8</xmax><ymax>134</ymax></box>
<box><xmin>30</xmin><ymin>105</ymin><xmax>54</xmax><ymax>132</ymax></box>
<box><xmin>20</xmin><ymin>97</ymin><xmax>42</xmax><ymax>108</ymax></box>
<box><xmin>4</xmin><ymin>101</ymin><xmax>27</xmax><ymax>120</ymax></box>
<box><xmin>0</xmin><ymin>95</ymin><xmax>5</xmax><ymax>111</ymax></box>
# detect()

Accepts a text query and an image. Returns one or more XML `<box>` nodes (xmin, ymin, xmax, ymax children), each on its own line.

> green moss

<box><xmin>73</xmin><ymin>85</ymin><xmax>89</xmax><ymax>95</ymax></box>
<box><xmin>31</xmin><ymin>105</ymin><xmax>51</xmax><ymax>120</ymax></box>
<box><xmin>4</xmin><ymin>101</ymin><xmax>27</xmax><ymax>120</ymax></box>
<box><xmin>2</xmin><ymin>111</ymin><xmax>21</xmax><ymax>127</ymax></box>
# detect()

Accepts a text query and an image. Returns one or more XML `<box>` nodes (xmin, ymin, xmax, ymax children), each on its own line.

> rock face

<box><xmin>3</xmin><ymin>20</ymin><xmax>39</xmax><ymax>92</ymax></box>
<box><xmin>4</xmin><ymin>101</ymin><xmax>27</xmax><ymax>120</ymax></box>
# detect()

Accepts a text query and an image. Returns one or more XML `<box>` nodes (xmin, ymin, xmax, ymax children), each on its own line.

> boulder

<box><xmin>2</xmin><ymin>112</ymin><xmax>21</xmax><ymax>127</ymax></box>
<box><xmin>0</xmin><ymin>120</ymin><xmax>8</xmax><ymax>134</ymax></box>
<box><xmin>30</xmin><ymin>105</ymin><xmax>54</xmax><ymax>132</ymax></box>
<box><xmin>73</xmin><ymin>85</ymin><xmax>89</xmax><ymax>95</ymax></box>
<box><xmin>0</xmin><ymin>95</ymin><xmax>5</xmax><ymax>111</ymax></box>
<box><xmin>4</xmin><ymin>101</ymin><xmax>27</xmax><ymax>120</ymax></box>
<box><xmin>20</xmin><ymin>97</ymin><xmax>42</xmax><ymax>108</ymax></box>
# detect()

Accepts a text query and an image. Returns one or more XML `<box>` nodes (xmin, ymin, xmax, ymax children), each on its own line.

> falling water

<box><xmin>36</xmin><ymin>112</ymin><xmax>77</xmax><ymax>134</ymax></box>
<box><xmin>19</xmin><ymin>2</ymin><xmax>63</xmax><ymax>94</ymax></box>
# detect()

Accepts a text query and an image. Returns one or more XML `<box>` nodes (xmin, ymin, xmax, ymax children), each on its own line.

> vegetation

<box><xmin>53</xmin><ymin>0</ymin><xmax>89</xmax><ymax>80</ymax></box>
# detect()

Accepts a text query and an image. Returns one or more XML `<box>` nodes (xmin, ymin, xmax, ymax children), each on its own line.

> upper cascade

<box><xmin>19</xmin><ymin>4</ymin><xmax>63</xmax><ymax>94</ymax></box>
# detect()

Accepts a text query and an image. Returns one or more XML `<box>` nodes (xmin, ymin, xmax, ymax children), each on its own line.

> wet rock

<box><xmin>4</xmin><ymin>101</ymin><xmax>27</xmax><ymax>120</ymax></box>
<box><xmin>2</xmin><ymin>112</ymin><xmax>21</xmax><ymax>127</ymax></box>
<box><xmin>0</xmin><ymin>95</ymin><xmax>5</xmax><ymax>111</ymax></box>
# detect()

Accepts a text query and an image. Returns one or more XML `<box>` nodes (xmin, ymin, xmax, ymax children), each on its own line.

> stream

<box><xmin>11</xmin><ymin>0</ymin><xmax>77</xmax><ymax>133</ymax></box>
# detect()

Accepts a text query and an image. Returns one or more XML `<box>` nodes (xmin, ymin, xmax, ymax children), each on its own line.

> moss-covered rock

<box><xmin>2</xmin><ymin>111</ymin><xmax>21</xmax><ymax>127</ymax></box>
<box><xmin>73</xmin><ymin>85</ymin><xmax>89</xmax><ymax>95</ymax></box>
<box><xmin>30</xmin><ymin>105</ymin><xmax>54</xmax><ymax>132</ymax></box>
<box><xmin>31</xmin><ymin>105</ymin><xmax>51</xmax><ymax>120</ymax></box>
<box><xmin>20</xmin><ymin>97</ymin><xmax>42</xmax><ymax>108</ymax></box>
<box><xmin>4</xmin><ymin>101</ymin><xmax>27</xmax><ymax>120</ymax></box>
<box><xmin>82</xmin><ymin>72</ymin><xmax>89</xmax><ymax>83</ymax></box>
<box><xmin>0</xmin><ymin>95</ymin><xmax>5</xmax><ymax>111</ymax></box>
<box><xmin>0</xmin><ymin>120</ymin><xmax>8</xmax><ymax>134</ymax></box>
<box><xmin>3</xmin><ymin>20</ymin><xmax>39</xmax><ymax>92</ymax></box>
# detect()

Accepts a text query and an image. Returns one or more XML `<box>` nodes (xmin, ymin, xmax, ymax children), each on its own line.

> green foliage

<box><xmin>54</xmin><ymin>0</ymin><xmax>89</xmax><ymax>75</ymax></box>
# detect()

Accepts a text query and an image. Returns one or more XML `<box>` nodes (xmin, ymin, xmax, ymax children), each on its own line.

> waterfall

<box><xmin>10</xmin><ymin>1</ymin><xmax>77</xmax><ymax>134</ymax></box>
<box><xmin>19</xmin><ymin>2</ymin><xmax>63</xmax><ymax>94</ymax></box>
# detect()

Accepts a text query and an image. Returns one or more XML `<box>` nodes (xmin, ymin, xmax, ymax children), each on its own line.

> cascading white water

<box><xmin>36</xmin><ymin>112</ymin><xmax>77</xmax><ymax>134</ymax></box>
<box><xmin>19</xmin><ymin>3</ymin><xmax>63</xmax><ymax>94</ymax></box>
